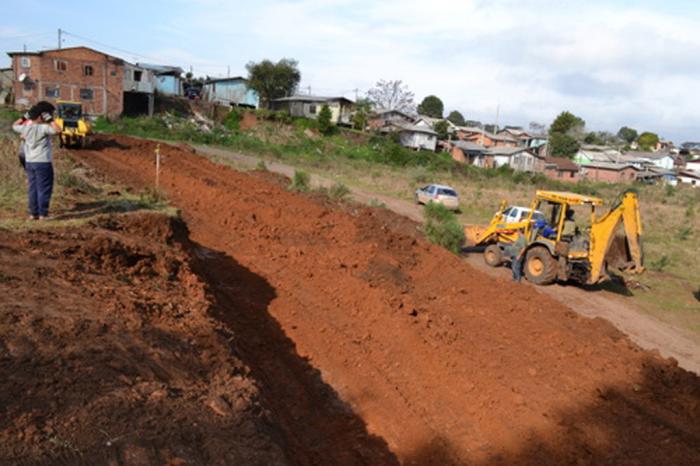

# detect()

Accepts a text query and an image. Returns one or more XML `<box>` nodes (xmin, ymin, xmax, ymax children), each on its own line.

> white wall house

<box><xmin>397</xmin><ymin>120</ymin><xmax>437</xmax><ymax>151</ymax></box>
<box><xmin>686</xmin><ymin>158</ymin><xmax>700</xmax><ymax>172</ymax></box>
<box><xmin>678</xmin><ymin>171</ymin><xmax>700</xmax><ymax>187</ymax></box>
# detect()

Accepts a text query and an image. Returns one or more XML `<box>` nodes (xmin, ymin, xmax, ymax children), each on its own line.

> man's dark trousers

<box><xmin>511</xmin><ymin>255</ymin><xmax>523</xmax><ymax>282</ymax></box>
<box><xmin>25</xmin><ymin>162</ymin><xmax>54</xmax><ymax>217</ymax></box>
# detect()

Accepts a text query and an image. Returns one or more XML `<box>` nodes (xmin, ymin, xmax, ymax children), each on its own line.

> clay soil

<box><xmin>2</xmin><ymin>133</ymin><xmax>699</xmax><ymax>465</ymax></box>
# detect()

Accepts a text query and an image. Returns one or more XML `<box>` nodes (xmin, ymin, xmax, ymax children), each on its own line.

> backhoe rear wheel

<box><xmin>524</xmin><ymin>246</ymin><xmax>558</xmax><ymax>285</ymax></box>
<box><xmin>484</xmin><ymin>244</ymin><xmax>503</xmax><ymax>267</ymax></box>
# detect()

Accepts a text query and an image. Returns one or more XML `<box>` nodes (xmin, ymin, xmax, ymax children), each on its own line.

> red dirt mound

<box><xmin>63</xmin><ymin>135</ymin><xmax>700</xmax><ymax>465</ymax></box>
<box><xmin>0</xmin><ymin>213</ymin><xmax>291</xmax><ymax>465</ymax></box>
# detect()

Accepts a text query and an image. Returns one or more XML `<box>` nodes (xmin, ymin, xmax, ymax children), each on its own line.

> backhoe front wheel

<box><xmin>524</xmin><ymin>246</ymin><xmax>557</xmax><ymax>285</ymax></box>
<box><xmin>484</xmin><ymin>244</ymin><xmax>503</xmax><ymax>267</ymax></box>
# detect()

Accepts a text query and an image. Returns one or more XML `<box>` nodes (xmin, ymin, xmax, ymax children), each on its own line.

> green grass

<box><xmin>422</xmin><ymin>202</ymin><xmax>465</xmax><ymax>254</ymax></box>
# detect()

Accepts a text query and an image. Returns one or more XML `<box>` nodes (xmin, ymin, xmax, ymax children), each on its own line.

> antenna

<box><xmin>58</xmin><ymin>28</ymin><xmax>62</xmax><ymax>49</ymax></box>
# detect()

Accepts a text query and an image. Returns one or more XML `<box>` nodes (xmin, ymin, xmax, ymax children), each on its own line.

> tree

<box><xmin>484</xmin><ymin>124</ymin><xmax>498</xmax><ymax>134</ymax></box>
<box><xmin>417</xmin><ymin>95</ymin><xmax>444</xmax><ymax>118</ymax></box>
<box><xmin>246</xmin><ymin>58</ymin><xmax>301</xmax><ymax>108</ymax></box>
<box><xmin>549</xmin><ymin>132</ymin><xmax>580</xmax><ymax>158</ymax></box>
<box><xmin>549</xmin><ymin>111</ymin><xmax>585</xmax><ymax>135</ymax></box>
<box><xmin>433</xmin><ymin>120</ymin><xmax>449</xmax><ymax>140</ymax></box>
<box><xmin>617</xmin><ymin>126</ymin><xmax>638</xmax><ymax>144</ymax></box>
<box><xmin>447</xmin><ymin>110</ymin><xmax>465</xmax><ymax>126</ymax></box>
<box><xmin>549</xmin><ymin>111</ymin><xmax>586</xmax><ymax>158</ymax></box>
<box><xmin>637</xmin><ymin>132</ymin><xmax>660</xmax><ymax>151</ymax></box>
<box><xmin>366</xmin><ymin>80</ymin><xmax>415</xmax><ymax>113</ymax></box>
<box><xmin>584</xmin><ymin>132</ymin><xmax>604</xmax><ymax>145</ymax></box>
<box><xmin>317</xmin><ymin>104</ymin><xmax>333</xmax><ymax>135</ymax></box>
<box><xmin>352</xmin><ymin>98</ymin><xmax>372</xmax><ymax>131</ymax></box>
<box><xmin>464</xmin><ymin>120</ymin><xmax>483</xmax><ymax>129</ymax></box>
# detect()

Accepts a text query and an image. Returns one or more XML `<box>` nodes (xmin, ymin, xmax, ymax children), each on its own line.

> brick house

<box><xmin>580</xmin><ymin>162</ymin><xmax>640</xmax><ymax>183</ymax></box>
<box><xmin>7</xmin><ymin>46</ymin><xmax>154</xmax><ymax>117</ymax></box>
<box><xmin>542</xmin><ymin>157</ymin><xmax>579</xmax><ymax>182</ymax></box>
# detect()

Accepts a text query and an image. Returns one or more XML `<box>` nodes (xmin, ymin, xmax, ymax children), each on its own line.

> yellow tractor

<box><xmin>55</xmin><ymin>100</ymin><xmax>92</xmax><ymax>148</ymax></box>
<box><xmin>464</xmin><ymin>190</ymin><xmax>644</xmax><ymax>286</ymax></box>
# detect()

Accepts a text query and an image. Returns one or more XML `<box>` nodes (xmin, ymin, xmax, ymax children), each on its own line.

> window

<box><xmin>54</xmin><ymin>60</ymin><xmax>67</xmax><ymax>71</ymax></box>
<box><xmin>20</xmin><ymin>56</ymin><xmax>31</xmax><ymax>68</ymax></box>
<box><xmin>438</xmin><ymin>188</ymin><xmax>457</xmax><ymax>197</ymax></box>
<box><xmin>133</xmin><ymin>70</ymin><xmax>142</xmax><ymax>82</ymax></box>
<box><xmin>84</xmin><ymin>65</ymin><xmax>94</xmax><ymax>76</ymax></box>
<box><xmin>45</xmin><ymin>87</ymin><xmax>59</xmax><ymax>98</ymax></box>
<box><xmin>309</xmin><ymin>104</ymin><xmax>316</xmax><ymax>114</ymax></box>
<box><xmin>124</xmin><ymin>69</ymin><xmax>131</xmax><ymax>81</ymax></box>
<box><xmin>80</xmin><ymin>88</ymin><xmax>93</xmax><ymax>100</ymax></box>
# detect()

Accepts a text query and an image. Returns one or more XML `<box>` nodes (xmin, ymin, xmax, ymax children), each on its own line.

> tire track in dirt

<box><xmin>72</xmin><ymin>135</ymin><xmax>700</xmax><ymax>465</ymax></box>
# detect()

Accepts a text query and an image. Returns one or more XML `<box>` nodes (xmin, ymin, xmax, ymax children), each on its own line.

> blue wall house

<box><xmin>202</xmin><ymin>77</ymin><xmax>259</xmax><ymax>108</ymax></box>
<box><xmin>136</xmin><ymin>63</ymin><xmax>184</xmax><ymax>96</ymax></box>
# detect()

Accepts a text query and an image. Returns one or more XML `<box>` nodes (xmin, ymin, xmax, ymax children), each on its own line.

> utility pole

<box><xmin>353</xmin><ymin>88</ymin><xmax>359</xmax><ymax>101</ymax></box>
<box><xmin>307</xmin><ymin>85</ymin><xmax>312</xmax><ymax>96</ymax></box>
<box><xmin>495</xmin><ymin>103</ymin><xmax>500</xmax><ymax>133</ymax></box>
<box><xmin>57</xmin><ymin>28</ymin><xmax>62</xmax><ymax>49</ymax></box>
<box><xmin>227</xmin><ymin>65</ymin><xmax>230</xmax><ymax>77</ymax></box>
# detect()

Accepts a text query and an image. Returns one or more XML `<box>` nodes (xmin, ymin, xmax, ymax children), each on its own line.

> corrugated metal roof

<box><xmin>272</xmin><ymin>95</ymin><xmax>354</xmax><ymax>104</ymax></box>
<box><xmin>581</xmin><ymin>162</ymin><xmax>640</xmax><ymax>171</ymax></box>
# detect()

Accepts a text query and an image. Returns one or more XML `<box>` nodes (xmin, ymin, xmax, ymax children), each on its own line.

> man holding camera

<box><xmin>12</xmin><ymin>101</ymin><xmax>61</xmax><ymax>220</ymax></box>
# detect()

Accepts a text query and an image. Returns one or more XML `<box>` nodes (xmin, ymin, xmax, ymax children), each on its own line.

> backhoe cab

<box><xmin>466</xmin><ymin>190</ymin><xmax>644</xmax><ymax>286</ymax></box>
<box><xmin>55</xmin><ymin>100</ymin><xmax>92</xmax><ymax>148</ymax></box>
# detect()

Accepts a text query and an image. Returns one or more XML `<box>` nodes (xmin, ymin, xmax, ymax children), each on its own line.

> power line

<box><xmin>61</xmin><ymin>30</ymin><xmax>230</xmax><ymax>69</ymax></box>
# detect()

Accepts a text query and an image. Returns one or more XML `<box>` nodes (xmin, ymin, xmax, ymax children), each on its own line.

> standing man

<box><xmin>12</xmin><ymin>102</ymin><xmax>61</xmax><ymax>220</ymax></box>
<box><xmin>509</xmin><ymin>232</ymin><xmax>528</xmax><ymax>283</ymax></box>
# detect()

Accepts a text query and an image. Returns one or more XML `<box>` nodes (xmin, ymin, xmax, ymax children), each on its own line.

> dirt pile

<box><xmin>0</xmin><ymin>213</ymin><xmax>290</xmax><ymax>465</ymax></box>
<box><xmin>59</xmin><ymin>134</ymin><xmax>700</xmax><ymax>465</ymax></box>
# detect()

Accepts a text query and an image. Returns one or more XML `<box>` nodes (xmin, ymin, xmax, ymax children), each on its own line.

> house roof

<box><xmin>622</xmin><ymin>151</ymin><xmax>673</xmax><ymax>160</ymax></box>
<box><xmin>272</xmin><ymin>95</ymin><xmax>354</xmax><ymax>104</ymax></box>
<box><xmin>487</xmin><ymin>147</ymin><xmax>531</xmax><ymax>156</ymax></box>
<box><xmin>455</xmin><ymin>126</ymin><xmax>484</xmax><ymax>133</ymax></box>
<box><xmin>396</xmin><ymin>123</ymin><xmax>437</xmax><ymax>136</ymax></box>
<box><xmin>679</xmin><ymin>170</ymin><xmax>700</xmax><ymax>179</ymax></box>
<box><xmin>544</xmin><ymin>157</ymin><xmax>579</xmax><ymax>171</ymax></box>
<box><xmin>7</xmin><ymin>46</ymin><xmax>124</xmax><ymax>63</ymax></box>
<box><xmin>685</xmin><ymin>158</ymin><xmax>700</xmax><ymax>164</ymax></box>
<box><xmin>136</xmin><ymin>63</ymin><xmax>184</xmax><ymax>75</ymax></box>
<box><xmin>581</xmin><ymin>162</ymin><xmax>640</xmax><ymax>171</ymax></box>
<box><xmin>374</xmin><ymin>108</ymin><xmax>414</xmax><ymax>118</ymax></box>
<box><xmin>453</xmin><ymin>141</ymin><xmax>488</xmax><ymax>152</ymax></box>
<box><xmin>204</xmin><ymin>76</ymin><xmax>247</xmax><ymax>84</ymax></box>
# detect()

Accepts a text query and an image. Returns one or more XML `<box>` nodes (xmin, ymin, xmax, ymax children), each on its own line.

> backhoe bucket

<box><xmin>464</xmin><ymin>225</ymin><xmax>489</xmax><ymax>246</ymax></box>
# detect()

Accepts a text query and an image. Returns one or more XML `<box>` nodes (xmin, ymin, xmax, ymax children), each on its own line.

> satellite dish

<box><xmin>18</xmin><ymin>73</ymin><xmax>27</xmax><ymax>82</ymax></box>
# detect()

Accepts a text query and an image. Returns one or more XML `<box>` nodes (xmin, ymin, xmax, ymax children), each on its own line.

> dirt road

<box><xmin>194</xmin><ymin>143</ymin><xmax>700</xmax><ymax>375</ymax></box>
<box><xmin>65</xmin><ymin>135</ymin><xmax>700</xmax><ymax>465</ymax></box>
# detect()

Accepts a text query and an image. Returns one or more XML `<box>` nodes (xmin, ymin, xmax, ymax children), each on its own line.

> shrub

<box><xmin>328</xmin><ymin>183</ymin><xmax>351</xmax><ymax>200</ymax></box>
<box><xmin>317</xmin><ymin>105</ymin><xmax>334</xmax><ymax>136</ymax></box>
<box><xmin>223</xmin><ymin>109</ymin><xmax>241</xmax><ymax>131</ymax></box>
<box><xmin>255</xmin><ymin>160</ymin><xmax>268</xmax><ymax>171</ymax></box>
<box><xmin>289</xmin><ymin>169</ymin><xmax>310</xmax><ymax>192</ymax></box>
<box><xmin>423</xmin><ymin>202</ymin><xmax>465</xmax><ymax>254</ymax></box>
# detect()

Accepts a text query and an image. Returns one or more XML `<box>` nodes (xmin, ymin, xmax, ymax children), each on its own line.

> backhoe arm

<box><xmin>588</xmin><ymin>191</ymin><xmax>644</xmax><ymax>283</ymax></box>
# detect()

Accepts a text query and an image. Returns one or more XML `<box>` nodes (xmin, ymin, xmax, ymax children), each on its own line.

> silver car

<box><xmin>415</xmin><ymin>184</ymin><xmax>460</xmax><ymax>210</ymax></box>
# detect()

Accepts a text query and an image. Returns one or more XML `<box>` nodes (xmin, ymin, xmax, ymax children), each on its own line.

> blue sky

<box><xmin>2</xmin><ymin>0</ymin><xmax>699</xmax><ymax>143</ymax></box>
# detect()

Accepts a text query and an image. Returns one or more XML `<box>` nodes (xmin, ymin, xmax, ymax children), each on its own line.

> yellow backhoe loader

<box><xmin>464</xmin><ymin>190</ymin><xmax>644</xmax><ymax>285</ymax></box>
<box><xmin>55</xmin><ymin>100</ymin><xmax>92</xmax><ymax>148</ymax></box>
